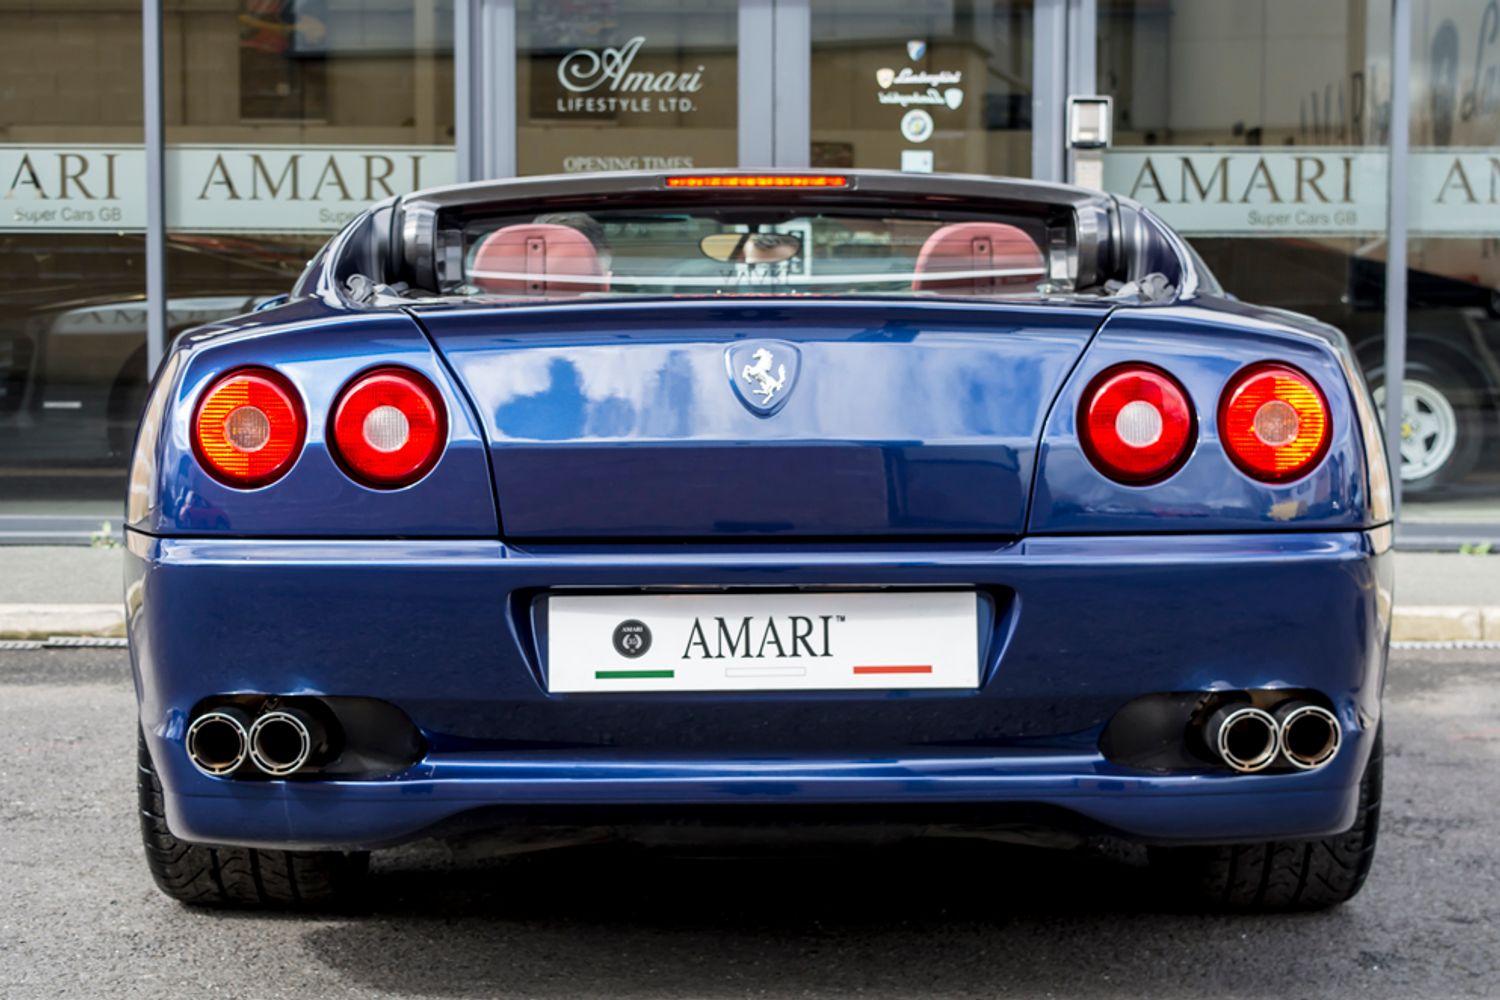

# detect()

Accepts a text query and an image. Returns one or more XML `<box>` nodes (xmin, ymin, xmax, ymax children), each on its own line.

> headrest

<box><xmin>912</xmin><ymin>222</ymin><xmax>1044</xmax><ymax>295</ymax></box>
<box><xmin>469</xmin><ymin>223</ymin><xmax>607</xmax><ymax>296</ymax></box>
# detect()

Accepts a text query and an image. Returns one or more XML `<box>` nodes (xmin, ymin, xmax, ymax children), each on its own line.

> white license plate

<box><xmin>547</xmin><ymin>591</ymin><xmax>979</xmax><ymax>693</ymax></box>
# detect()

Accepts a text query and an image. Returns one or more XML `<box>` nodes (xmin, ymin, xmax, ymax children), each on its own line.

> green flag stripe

<box><xmin>594</xmin><ymin>669</ymin><xmax>675</xmax><ymax>679</ymax></box>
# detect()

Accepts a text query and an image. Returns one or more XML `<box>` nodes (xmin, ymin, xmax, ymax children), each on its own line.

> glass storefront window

<box><xmin>0</xmin><ymin>2</ymin><xmax>145</xmax><ymax>516</ymax></box>
<box><xmin>157</xmin><ymin>0</ymin><xmax>457</xmax><ymax>418</ymax></box>
<box><xmin>1396</xmin><ymin>0</ymin><xmax>1500</xmax><ymax>524</ymax></box>
<box><xmin>1099</xmin><ymin>0</ymin><xmax>1394</xmax><ymax>490</ymax></box>
<box><xmin>810</xmin><ymin>1</ymin><xmax>1033</xmax><ymax>175</ymax></box>
<box><xmin>79</xmin><ymin>1</ymin><xmax>458</xmax><ymax>526</ymax></box>
<box><xmin>515</xmin><ymin>0</ymin><xmax>739</xmax><ymax>175</ymax></box>
<box><xmin>3</xmin><ymin>0</ymin><xmax>1496</xmax><ymax>539</ymax></box>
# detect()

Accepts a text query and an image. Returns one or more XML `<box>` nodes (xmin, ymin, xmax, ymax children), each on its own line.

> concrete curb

<box><xmin>2</xmin><ymin>603</ymin><xmax>1499</xmax><ymax>644</ymax></box>
<box><xmin>0</xmin><ymin>604</ymin><xmax>126</xmax><ymax>640</ymax></box>
<box><xmin>1391</xmin><ymin>606</ymin><xmax>1500</xmax><ymax>642</ymax></box>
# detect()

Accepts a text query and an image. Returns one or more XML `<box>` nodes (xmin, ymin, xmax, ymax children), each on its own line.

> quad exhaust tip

<box><xmin>185</xmin><ymin>708</ymin><xmax>250</xmax><ymax>776</ymax></box>
<box><xmin>1275</xmin><ymin>701</ymin><xmax>1341</xmax><ymax>770</ymax></box>
<box><xmin>248</xmin><ymin>708</ymin><xmax>316</xmax><ymax>777</ymax></box>
<box><xmin>186</xmin><ymin>702</ymin><xmax>332</xmax><ymax>778</ymax></box>
<box><xmin>1206</xmin><ymin>704</ymin><xmax>1281</xmax><ymax>773</ymax></box>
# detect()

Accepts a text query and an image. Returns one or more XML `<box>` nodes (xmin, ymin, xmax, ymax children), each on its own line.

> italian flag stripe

<box><xmin>594</xmin><ymin>669</ymin><xmax>675</xmax><ymax>679</ymax></box>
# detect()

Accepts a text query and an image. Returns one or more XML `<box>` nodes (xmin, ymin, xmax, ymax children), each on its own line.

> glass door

<box><xmin>513</xmin><ymin>0</ymin><xmax>740</xmax><ymax>176</ymax></box>
<box><xmin>1090</xmin><ymin>0</ymin><xmax>1500</xmax><ymax>530</ymax></box>
<box><xmin>1397</xmin><ymin>0</ymin><xmax>1500</xmax><ymax>527</ymax></box>
<box><xmin>807</xmin><ymin>1</ymin><xmax>1036</xmax><ymax>175</ymax></box>
<box><xmin>1094</xmin><ymin>1</ymin><xmax>1401</xmax><ymax>481</ymax></box>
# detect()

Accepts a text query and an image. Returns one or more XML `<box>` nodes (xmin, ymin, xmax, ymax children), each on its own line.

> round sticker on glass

<box><xmin>900</xmin><ymin>109</ymin><xmax>935</xmax><ymax>143</ymax></box>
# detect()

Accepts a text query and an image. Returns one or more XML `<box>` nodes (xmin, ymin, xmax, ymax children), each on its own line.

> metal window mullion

<box><xmin>1065</xmin><ymin>0</ymin><xmax>1096</xmax><ymax>96</ymax></box>
<box><xmin>142</xmin><ymin>0</ymin><xmax>166</xmax><ymax>373</ymax></box>
<box><xmin>455</xmin><ymin>0</ymin><xmax>477</xmax><ymax>181</ymax></box>
<box><xmin>1384</xmin><ymin>0</ymin><xmax>1410</xmax><ymax>522</ymax></box>
<box><xmin>772</xmin><ymin>0</ymin><xmax>810</xmax><ymax>168</ymax></box>
<box><xmin>1032</xmin><ymin>0</ymin><xmax>1067</xmax><ymax>181</ymax></box>
<box><xmin>738</xmin><ymin>0</ymin><xmax>775</xmax><ymax>166</ymax></box>
<box><xmin>481</xmin><ymin>0</ymin><xmax>517</xmax><ymax>178</ymax></box>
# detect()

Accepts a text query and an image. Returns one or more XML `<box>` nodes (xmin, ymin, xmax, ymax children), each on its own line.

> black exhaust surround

<box><xmin>184</xmin><ymin>695</ymin><xmax>424</xmax><ymax>780</ymax></box>
<box><xmin>1099</xmin><ymin>688</ymin><xmax>1342</xmax><ymax>774</ymax></box>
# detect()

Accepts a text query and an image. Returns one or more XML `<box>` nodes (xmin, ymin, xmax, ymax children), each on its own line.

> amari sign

<box><xmin>1104</xmin><ymin>147</ymin><xmax>1500</xmax><ymax>238</ymax></box>
<box><xmin>2</xmin><ymin>144</ymin><xmax>139</xmax><ymax>231</ymax></box>
<box><xmin>554</xmin><ymin>35</ymin><xmax>704</xmax><ymax>114</ymax></box>
<box><xmin>7</xmin><ymin>142</ymin><xmax>1497</xmax><ymax>239</ymax></box>
<box><xmin>1</xmin><ymin>144</ymin><xmax>455</xmax><ymax>234</ymax></box>
<box><xmin>177</xmin><ymin>146</ymin><xmax>453</xmax><ymax>232</ymax></box>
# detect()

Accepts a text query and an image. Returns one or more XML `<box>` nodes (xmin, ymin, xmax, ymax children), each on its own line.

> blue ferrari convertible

<box><xmin>126</xmin><ymin>170</ymin><xmax>1392</xmax><ymax>910</ymax></box>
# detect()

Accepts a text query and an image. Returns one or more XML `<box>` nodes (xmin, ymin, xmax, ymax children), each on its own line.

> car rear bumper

<box><xmin>126</xmin><ymin>528</ymin><xmax>1392</xmax><ymax>850</ymax></box>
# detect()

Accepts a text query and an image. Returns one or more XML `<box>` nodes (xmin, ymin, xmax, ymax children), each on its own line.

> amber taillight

<box><xmin>192</xmin><ymin>368</ymin><xmax>305</xmax><ymax>488</ymax></box>
<box><xmin>1218</xmin><ymin>363</ymin><xmax>1331</xmax><ymax>483</ymax></box>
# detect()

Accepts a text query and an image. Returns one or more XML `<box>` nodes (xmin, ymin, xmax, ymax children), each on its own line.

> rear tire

<box><xmin>138</xmin><ymin>730</ymin><xmax>368</xmax><ymax>908</ymax></box>
<box><xmin>1149</xmin><ymin>728</ymin><xmax>1382</xmax><ymax>911</ymax></box>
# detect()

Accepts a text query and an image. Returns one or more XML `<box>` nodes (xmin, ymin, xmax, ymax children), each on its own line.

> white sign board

<box><xmin>1</xmin><ymin>144</ymin><xmax>143</xmax><ymax>231</ymax></box>
<box><xmin>4</xmin><ymin>142</ymin><xmax>1496</xmax><ymax>239</ymax></box>
<box><xmin>1103</xmin><ymin>148</ymin><xmax>1384</xmax><ymax>236</ymax></box>
<box><xmin>169</xmin><ymin>146</ymin><xmax>454</xmax><ymax>233</ymax></box>
<box><xmin>1</xmin><ymin>144</ymin><xmax>455</xmax><ymax>234</ymax></box>
<box><xmin>1410</xmin><ymin>150</ymin><xmax>1500</xmax><ymax>238</ymax></box>
<box><xmin>1103</xmin><ymin>147</ymin><xmax>1500</xmax><ymax>238</ymax></box>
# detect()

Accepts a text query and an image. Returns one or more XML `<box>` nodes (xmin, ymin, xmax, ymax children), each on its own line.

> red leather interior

<box><xmin>912</xmin><ymin>222</ymin><xmax>1044</xmax><ymax>294</ymax></box>
<box><xmin>469</xmin><ymin>223</ymin><xmax>607</xmax><ymax>296</ymax></box>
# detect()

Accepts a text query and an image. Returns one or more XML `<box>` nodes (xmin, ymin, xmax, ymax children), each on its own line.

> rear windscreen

<box><xmin>443</xmin><ymin>207</ymin><xmax>1051</xmax><ymax>300</ymax></box>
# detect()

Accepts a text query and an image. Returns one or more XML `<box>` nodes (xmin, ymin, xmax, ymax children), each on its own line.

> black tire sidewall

<box><xmin>1366</xmin><ymin>357</ymin><xmax>1485</xmax><ymax>495</ymax></box>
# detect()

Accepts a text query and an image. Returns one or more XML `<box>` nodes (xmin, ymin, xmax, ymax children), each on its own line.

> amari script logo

<box><xmin>555</xmin><ymin>36</ymin><xmax>705</xmax><ymax>114</ymax></box>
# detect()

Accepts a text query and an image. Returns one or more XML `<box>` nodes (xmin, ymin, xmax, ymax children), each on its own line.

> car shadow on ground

<box><xmin>294</xmin><ymin>839</ymin><xmax>1368</xmax><ymax>999</ymax></box>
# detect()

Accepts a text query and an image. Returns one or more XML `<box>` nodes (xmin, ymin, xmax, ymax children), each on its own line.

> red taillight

<box><xmin>329</xmin><ymin>367</ymin><xmax>447</xmax><ymax>488</ymax></box>
<box><xmin>192</xmin><ymin>368</ymin><xmax>305</xmax><ymax>488</ymax></box>
<box><xmin>665</xmin><ymin>174</ymin><xmax>848</xmax><ymax>188</ymax></box>
<box><xmin>1219</xmin><ymin>363</ymin><xmax>1330</xmax><ymax>483</ymax></box>
<box><xmin>1079</xmin><ymin>364</ymin><xmax>1196</xmax><ymax>484</ymax></box>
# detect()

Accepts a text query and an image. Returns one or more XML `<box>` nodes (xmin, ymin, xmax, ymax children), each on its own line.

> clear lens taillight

<box><xmin>1079</xmin><ymin>364</ymin><xmax>1196</xmax><ymax>484</ymax></box>
<box><xmin>329</xmin><ymin>367</ymin><xmax>447</xmax><ymax>488</ymax></box>
<box><xmin>192</xmin><ymin>368</ymin><xmax>305</xmax><ymax>488</ymax></box>
<box><xmin>1219</xmin><ymin>363</ymin><xmax>1330</xmax><ymax>483</ymax></box>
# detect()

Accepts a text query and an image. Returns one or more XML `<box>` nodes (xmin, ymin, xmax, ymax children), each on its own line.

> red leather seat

<box><xmin>469</xmin><ymin>223</ymin><xmax>607</xmax><ymax>296</ymax></box>
<box><xmin>912</xmin><ymin>222</ymin><xmax>1044</xmax><ymax>295</ymax></box>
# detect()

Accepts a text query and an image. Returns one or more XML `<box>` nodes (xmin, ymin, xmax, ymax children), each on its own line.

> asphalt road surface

<box><xmin>2</xmin><ymin>648</ymin><xmax>1497</xmax><ymax>1000</ymax></box>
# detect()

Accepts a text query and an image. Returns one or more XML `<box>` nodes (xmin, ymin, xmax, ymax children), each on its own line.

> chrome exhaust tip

<box><xmin>1275</xmin><ymin>702</ymin><xmax>1341</xmax><ymax>770</ymax></box>
<box><xmin>1206</xmin><ymin>705</ymin><xmax>1280</xmax><ymax>773</ymax></box>
<box><xmin>248</xmin><ymin>708</ymin><xmax>315</xmax><ymax>777</ymax></box>
<box><xmin>185</xmin><ymin>708</ymin><xmax>250</xmax><ymax>776</ymax></box>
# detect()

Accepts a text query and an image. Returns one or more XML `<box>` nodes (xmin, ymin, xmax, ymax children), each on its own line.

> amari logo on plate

<box><xmin>612</xmin><ymin>619</ymin><xmax>652</xmax><ymax>658</ymax></box>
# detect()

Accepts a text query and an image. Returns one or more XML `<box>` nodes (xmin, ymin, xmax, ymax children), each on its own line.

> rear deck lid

<box><xmin>414</xmin><ymin>299</ymin><xmax>1106</xmax><ymax>538</ymax></box>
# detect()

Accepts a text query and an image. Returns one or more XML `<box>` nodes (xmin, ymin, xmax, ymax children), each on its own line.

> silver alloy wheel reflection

<box><xmin>1372</xmin><ymin>378</ymin><xmax>1459</xmax><ymax>482</ymax></box>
